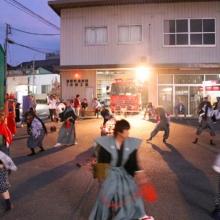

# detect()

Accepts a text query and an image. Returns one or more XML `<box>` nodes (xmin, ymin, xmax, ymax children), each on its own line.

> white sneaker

<box><xmin>143</xmin><ymin>117</ymin><xmax>146</xmax><ymax>120</ymax></box>
<box><xmin>53</xmin><ymin>143</ymin><xmax>61</xmax><ymax>147</ymax></box>
<box><xmin>73</xmin><ymin>141</ymin><xmax>77</xmax><ymax>145</ymax></box>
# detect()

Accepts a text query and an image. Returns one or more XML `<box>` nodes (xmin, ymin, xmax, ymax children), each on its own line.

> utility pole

<box><xmin>32</xmin><ymin>54</ymin><xmax>38</xmax><ymax>98</ymax></box>
<box><xmin>32</xmin><ymin>55</ymin><xmax>35</xmax><ymax>97</ymax></box>
<box><xmin>4</xmin><ymin>23</ymin><xmax>9</xmax><ymax>97</ymax></box>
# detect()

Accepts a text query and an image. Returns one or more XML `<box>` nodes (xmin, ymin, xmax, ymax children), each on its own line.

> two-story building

<box><xmin>49</xmin><ymin>0</ymin><xmax>220</xmax><ymax>116</ymax></box>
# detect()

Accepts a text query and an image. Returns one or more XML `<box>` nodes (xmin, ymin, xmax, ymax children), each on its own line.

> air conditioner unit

<box><xmin>139</xmin><ymin>56</ymin><xmax>146</xmax><ymax>63</ymax></box>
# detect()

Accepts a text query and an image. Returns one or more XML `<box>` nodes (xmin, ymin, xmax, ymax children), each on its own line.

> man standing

<box><xmin>74</xmin><ymin>94</ymin><xmax>81</xmax><ymax>119</ymax></box>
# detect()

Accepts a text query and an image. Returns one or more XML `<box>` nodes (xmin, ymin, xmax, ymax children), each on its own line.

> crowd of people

<box><xmin>2</xmin><ymin>92</ymin><xmax>220</xmax><ymax>219</ymax></box>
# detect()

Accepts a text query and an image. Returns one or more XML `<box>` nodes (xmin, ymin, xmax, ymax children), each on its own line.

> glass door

<box><xmin>158</xmin><ymin>86</ymin><xmax>173</xmax><ymax>114</ymax></box>
<box><xmin>175</xmin><ymin>86</ymin><xmax>188</xmax><ymax>115</ymax></box>
<box><xmin>190</xmin><ymin>86</ymin><xmax>202</xmax><ymax>117</ymax></box>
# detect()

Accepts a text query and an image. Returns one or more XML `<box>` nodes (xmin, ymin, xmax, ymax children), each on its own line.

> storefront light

<box><xmin>163</xmin><ymin>88</ymin><xmax>172</xmax><ymax>92</ymax></box>
<box><xmin>135</xmin><ymin>67</ymin><xmax>150</xmax><ymax>81</ymax></box>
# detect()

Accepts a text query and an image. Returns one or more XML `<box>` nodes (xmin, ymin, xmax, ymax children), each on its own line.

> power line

<box><xmin>12</xmin><ymin>42</ymin><xmax>48</xmax><ymax>54</ymax></box>
<box><xmin>10</xmin><ymin>40</ymin><xmax>59</xmax><ymax>54</ymax></box>
<box><xmin>38</xmin><ymin>0</ymin><xmax>58</xmax><ymax>24</ymax></box>
<box><xmin>11</xmin><ymin>26</ymin><xmax>60</xmax><ymax>36</ymax></box>
<box><xmin>31</xmin><ymin>46</ymin><xmax>60</xmax><ymax>52</ymax></box>
<box><xmin>4</xmin><ymin>0</ymin><xmax>60</xmax><ymax>31</ymax></box>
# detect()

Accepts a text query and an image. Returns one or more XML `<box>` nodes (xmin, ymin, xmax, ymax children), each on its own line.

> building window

<box><xmin>42</xmin><ymin>85</ymin><xmax>50</xmax><ymax>94</ymax></box>
<box><xmin>85</xmin><ymin>26</ymin><xmax>108</xmax><ymax>45</ymax></box>
<box><xmin>164</xmin><ymin>19</ymin><xmax>215</xmax><ymax>46</ymax></box>
<box><xmin>118</xmin><ymin>25</ymin><xmax>142</xmax><ymax>43</ymax></box>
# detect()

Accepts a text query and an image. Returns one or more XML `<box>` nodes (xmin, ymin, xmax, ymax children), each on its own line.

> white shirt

<box><xmin>93</xmin><ymin>101</ymin><xmax>101</xmax><ymax>108</ymax></box>
<box><xmin>48</xmin><ymin>99</ymin><xmax>56</xmax><ymax>109</ymax></box>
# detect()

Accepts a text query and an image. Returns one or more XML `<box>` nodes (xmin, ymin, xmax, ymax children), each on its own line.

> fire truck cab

<box><xmin>109</xmin><ymin>79</ymin><xmax>142</xmax><ymax>114</ymax></box>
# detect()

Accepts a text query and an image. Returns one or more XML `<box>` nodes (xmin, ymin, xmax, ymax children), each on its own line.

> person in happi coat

<box><xmin>89</xmin><ymin>119</ymin><xmax>154</xmax><ymax>220</ymax></box>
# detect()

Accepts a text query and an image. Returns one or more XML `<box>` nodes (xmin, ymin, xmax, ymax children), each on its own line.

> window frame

<box><xmin>41</xmin><ymin>85</ymin><xmax>50</xmax><ymax>94</ymax></box>
<box><xmin>84</xmin><ymin>26</ymin><xmax>109</xmax><ymax>45</ymax></box>
<box><xmin>163</xmin><ymin>18</ymin><xmax>216</xmax><ymax>47</ymax></box>
<box><xmin>117</xmin><ymin>24</ymin><xmax>143</xmax><ymax>44</ymax></box>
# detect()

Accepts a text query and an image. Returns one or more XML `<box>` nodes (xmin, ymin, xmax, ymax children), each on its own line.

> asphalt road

<box><xmin>1</xmin><ymin>110</ymin><xmax>220</xmax><ymax>220</ymax></box>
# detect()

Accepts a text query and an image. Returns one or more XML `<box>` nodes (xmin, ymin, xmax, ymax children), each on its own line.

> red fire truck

<box><xmin>109</xmin><ymin>79</ymin><xmax>142</xmax><ymax>114</ymax></box>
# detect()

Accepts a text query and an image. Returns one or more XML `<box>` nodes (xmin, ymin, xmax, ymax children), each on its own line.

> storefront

<box><xmin>158</xmin><ymin>73</ymin><xmax>220</xmax><ymax>117</ymax></box>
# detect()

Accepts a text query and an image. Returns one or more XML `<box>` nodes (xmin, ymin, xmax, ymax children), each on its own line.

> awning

<box><xmin>48</xmin><ymin>0</ymin><xmax>218</xmax><ymax>16</ymax></box>
<box><xmin>53</xmin><ymin>63</ymin><xmax>220</xmax><ymax>71</ymax></box>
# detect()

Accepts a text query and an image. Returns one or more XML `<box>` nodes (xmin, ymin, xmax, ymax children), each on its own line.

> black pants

<box><xmin>49</xmin><ymin>109</ymin><xmax>56</xmax><ymax>122</ymax></box>
<box><xmin>150</xmin><ymin>123</ymin><xmax>170</xmax><ymax>140</ymax></box>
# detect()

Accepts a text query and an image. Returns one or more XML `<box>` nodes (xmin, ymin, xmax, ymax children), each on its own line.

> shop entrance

<box><xmin>174</xmin><ymin>86</ymin><xmax>203</xmax><ymax>116</ymax></box>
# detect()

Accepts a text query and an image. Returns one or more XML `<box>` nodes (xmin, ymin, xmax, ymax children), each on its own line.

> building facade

<box><xmin>49</xmin><ymin>0</ymin><xmax>220</xmax><ymax>115</ymax></box>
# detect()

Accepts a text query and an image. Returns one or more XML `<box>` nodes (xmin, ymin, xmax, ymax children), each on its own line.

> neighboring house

<box><xmin>7</xmin><ymin>58</ymin><xmax>60</xmax><ymax>104</ymax></box>
<box><xmin>0</xmin><ymin>45</ymin><xmax>4</xmax><ymax>108</ymax></box>
<box><xmin>49</xmin><ymin>0</ymin><xmax>220</xmax><ymax>116</ymax></box>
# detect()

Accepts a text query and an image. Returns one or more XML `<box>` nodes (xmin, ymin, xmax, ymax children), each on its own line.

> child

<box><xmin>143</xmin><ymin>102</ymin><xmax>155</xmax><ymax>120</ymax></box>
<box><xmin>100</xmin><ymin>115</ymin><xmax>116</xmax><ymax>136</ymax></box>
<box><xmin>80</xmin><ymin>98</ymin><xmax>88</xmax><ymax>118</ymax></box>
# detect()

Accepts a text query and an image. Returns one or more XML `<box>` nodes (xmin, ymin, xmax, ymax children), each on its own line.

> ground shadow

<box><xmin>150</xmin><ymin>142</ymin><xmax>216</xmax><ymax>219</ymax></box>
<box><xmin>10</xmin><ymin>146</ymin><xmax>96</xmax><ymax>204</ymax></box>
<box><xmin>12</xmin><ymin>145</ymin><xmax>70</xmax><ymax>166</ymax></box>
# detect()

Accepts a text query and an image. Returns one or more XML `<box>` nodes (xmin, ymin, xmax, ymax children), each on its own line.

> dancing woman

<box><xmin>53</xmin><ymin>99</ymin><xmax>77</xmax><ymax>147</ymax></box>
<box><xmin>146</xmin><ymin>106</ymin><xmax>170</xmax><ymax>143</ymax></box>
<box><xmin>192</xmin><ymin>101</ymin><xmax>215</xmax><ymax>145</ymax></box>
<box><xmin>25</xmin><ymin>111</ymin><xmax>47</xmax><ymax>156</ymax></box>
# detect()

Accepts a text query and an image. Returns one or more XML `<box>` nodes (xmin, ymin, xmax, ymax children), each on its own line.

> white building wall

<box><xmin>60</xmin><ymin>1</ymin><xmax>220</xmax><ymax>66</ymax></box>
<box><xmin>29</xmin><ymin>74</ymin><xmax>60</xmax><ymax>100</ymax></box>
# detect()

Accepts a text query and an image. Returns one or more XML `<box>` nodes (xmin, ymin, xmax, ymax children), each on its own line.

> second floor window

<box><xmin>164</xmin><ymin>18</ymin><xmax>215</xmax><ymax>46</ymax></box>
<box><xmin>85</xmin><ymin>26</ymin><xmax>108</xmax><ymax>45</ymax></box>
<box><xmin>118</xmin><ymin>25</ymin><xmax>142</xmax><ymax>43</ymax></box>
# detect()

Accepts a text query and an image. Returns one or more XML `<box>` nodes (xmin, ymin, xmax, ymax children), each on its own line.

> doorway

<box><xmin>86</xmin><ymin>87</ymin><xmax>94</xmax><ymax>110</ymax></box>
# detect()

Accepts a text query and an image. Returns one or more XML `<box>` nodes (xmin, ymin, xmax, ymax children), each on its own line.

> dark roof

<box><xmin>48</xmin><ymin>0</ymin><xmax>219</xmax><ymax>16</ymax></box>
<box><xmin>16</xmin><ymin>59</ymin><xmax>60</xmax><ymax>73</ymax></box>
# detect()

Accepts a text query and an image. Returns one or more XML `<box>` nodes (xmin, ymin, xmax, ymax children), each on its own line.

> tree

<box><xmin>50</xmin><ymin>76</ymin><xmax>60</xmax><ymax>99</ymax></box>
